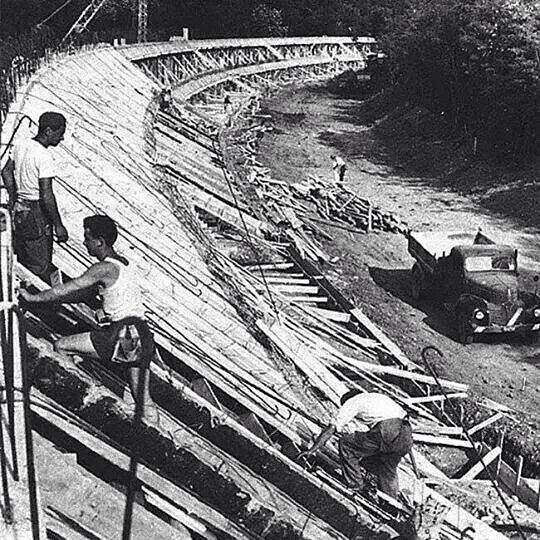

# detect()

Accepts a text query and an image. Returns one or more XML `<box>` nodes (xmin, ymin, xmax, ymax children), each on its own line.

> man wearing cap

<box><xmin>1</xmin><ymin>111</ymin><xmax>68</xmax><ymax>282</ymax></box>
<box><xmin>299</xmin><ymin>390</ymin><xmax>413</xmax><ymax>499</ymax></box>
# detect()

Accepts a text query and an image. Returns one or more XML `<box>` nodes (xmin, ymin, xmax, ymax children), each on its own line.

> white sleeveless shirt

<box><xmin>98</xmin><ymin>258</ymin><xmax>145</xmax><ymax>322</ymax></box>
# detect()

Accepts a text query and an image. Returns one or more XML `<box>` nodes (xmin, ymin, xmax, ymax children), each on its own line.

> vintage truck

<box><xmin>408</xmin><ymin>230</ymin><xmax>540</xmax><ymax>343</ymax></box>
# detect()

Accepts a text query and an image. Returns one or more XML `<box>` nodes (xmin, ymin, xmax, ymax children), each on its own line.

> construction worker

<box><xmin>299</xmin><ymin>390</ymin><xmax>413</xmax><ymax>499</ymax></box>
<box><xmin>330</xmin><ymin>154</ymin><xmax>347</xmax><ymax>185</ymax></box>
<box><xmin>1</xmin><ymin>112</ymin><xmax>68</xmax><ymax>282</ymax></box>
<box><xmin>20</xmin><ymin>215</ymin><xmax>156</xmax><ymax>419</ymax></box>
<box><xmin>159</xmin><ymin>86</ymin><xmax>172</xmax><ymax>111</ymax></box>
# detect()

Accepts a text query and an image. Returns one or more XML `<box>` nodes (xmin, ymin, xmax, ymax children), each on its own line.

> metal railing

<box><xmin>0</xmin><ymin>187</ymin><xmax>42</xmax><ymax>537</ymax></box>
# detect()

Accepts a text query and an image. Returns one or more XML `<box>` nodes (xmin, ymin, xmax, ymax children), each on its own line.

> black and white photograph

<box><xmin>0</xmin><ymin>1</ymin><xmax>538</xmax><ymax>538</ymax></box>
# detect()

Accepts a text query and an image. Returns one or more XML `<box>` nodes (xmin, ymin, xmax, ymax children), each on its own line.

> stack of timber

<box><xmin>0</xmin><ymin>45</ymin><xmax>514</xmax><ymax>538</ymax></box>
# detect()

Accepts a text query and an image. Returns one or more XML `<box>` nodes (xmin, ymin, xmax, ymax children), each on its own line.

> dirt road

<box><xmin>258</xmin><ymin>85</ymin><xmax>540</xmax><ymax>461</ymax></box>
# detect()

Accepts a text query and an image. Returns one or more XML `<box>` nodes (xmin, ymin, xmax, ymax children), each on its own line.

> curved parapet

<box><xmin>118</xmin><ymin>35</ymin><xmax>375</xmax><ymax>97</ymax></box>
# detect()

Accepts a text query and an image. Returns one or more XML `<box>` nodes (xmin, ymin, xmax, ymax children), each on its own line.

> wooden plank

<box><xmin>460</xmin><ymin>447</ymin><xmax>501</xmax><ymax>481</ymax></box>
<box><xmin>467</xmin><ymin>412</ymin><xmax>503</xmax><ymax>435</ymax></box>
<box><xmin>350</xmin><ymin>308</ymin><xmax>418</xmax><ymax>370</ymax></box>
<box><xmin>142</xmin><ymin>486</ymin><xmax>216</xmax><ymax>539</ymax></box>
<box><xmin>272</xmin><ymin>285</ymin><xmax>319</xmax><ymax>294</ymax></box>
<box><xmin>412</xmin><ymin>434</ymin><xmax>473</xmax><ymax>449</ymax></box>
<box><xmin>405</xmin><ymin>392</ymin><xmax>467</xmax><ymax>405</ymax></box>
<box><xmin>305</xmin><ymin>307</ymin><xmax>351</xmax><ymax>323</ymax></box>
<box><xmin>289</xmin><ymin>295</ymin><xmax>328</xmax><ymax>303</ymax></box>
<box><xmin>30</xmin><ymin>391</ymin><xmax>265</xmax><ymax>540</ymax></box>
<box><xmin>412</xmin><ymin>424</ymin><xmax>463</xmax><ymax>437</ymax></box>
<box><xmin>264</xmin><ymin>277</ymin><xmax>311</xmax><ymax>285</ymax></box>
<box><xmin>245</xmin><ymin>262</ymin><xmax>294</xmax><ymax>271</ymax></box>
<box><xmin>339</xmin><ymin>355</ymin><xmax>469</xmax><ymax>392</ymax></box>
<box><xmin>477</xmin><ymin>441</ymin><xmax>540</xmax><ymax>511</ymax></box>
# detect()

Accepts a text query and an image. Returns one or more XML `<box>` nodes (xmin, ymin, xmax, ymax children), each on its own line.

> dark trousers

<box><xmin>13</xmin><ymin>200</ymin><xmax>53</xmax><ymax>283</ymax></box>
<box><xmin>338</xmin><ymin>418</ymin><xmax>413</xmax><ymax>498</ymax></box>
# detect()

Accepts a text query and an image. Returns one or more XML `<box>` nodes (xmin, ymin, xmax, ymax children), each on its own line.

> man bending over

<box><xmin>299</xmin><ymin>390</ymin><xmax>412</xmax><ymax>499</ymax></box>
<box><xmin>21</xmin><ymin>214</ymin><xmax>155</xmax><ymax>417</ymax></box>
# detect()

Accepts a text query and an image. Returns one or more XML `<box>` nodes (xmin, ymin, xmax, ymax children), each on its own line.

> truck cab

<box><xmin>408</xmin><ymin>231</ymin><xmax>540</xmax><ymax>344</ymax></box>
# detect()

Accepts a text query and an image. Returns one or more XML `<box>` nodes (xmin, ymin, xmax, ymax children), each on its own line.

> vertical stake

<box><xmin>367</xmin><ymin>202</ymin><xmax>373</xmax><ymax>233</ymax></box>
<box><xmin>495</xmin><ymin>429</ymin><xmax>505</xmax><ymax>479</ymax></box>
<box><xmin>515</xmin><ymin>455</ymin><xmax>523</xmax><ymax>490</ymax></box>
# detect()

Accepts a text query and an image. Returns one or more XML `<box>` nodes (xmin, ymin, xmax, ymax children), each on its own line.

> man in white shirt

<box><xmin>1</xmin><ymin>112</ymin><xmax>68</xmax><ymax>282</ymax></box>
<box><xmin>299</xmin><ymin>390</ymin><xmax>413</xmax><ymax>499</ymax></box>
<box><xmin>331</xmin><ymin>154</ymin><xmax>347</xmax><ymax>185</ymax></box>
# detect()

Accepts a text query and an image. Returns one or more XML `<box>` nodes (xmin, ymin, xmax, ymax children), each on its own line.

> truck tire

<box><xmin>457</xmin><ymin>314</ymin><xmax>474</xmax><ymax>345</ymax></box>
<box><xmin>410</xmin><ymin>263</ymin><xmax>425</xmax><ymax>301</ymax></box>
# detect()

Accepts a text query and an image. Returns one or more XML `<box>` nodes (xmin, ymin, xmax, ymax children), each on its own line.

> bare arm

<box><xmin>20</xmin><ymin>264</ymin><xmax>106</xmax><ymax>304</ymax></box>
<box><xmin>298</xmin><ymin>425</ymin><xmax>336</xmax><ymax>460</ymax></box>
<box><xmin>39</xmin><ymin>177</ymin><xmax>68</xmax><ymax>242</ymax></box>
<box><xmin>1</xmin><ymin>158</ymin><xmax>16</xmax><ymax>204</ymax></box>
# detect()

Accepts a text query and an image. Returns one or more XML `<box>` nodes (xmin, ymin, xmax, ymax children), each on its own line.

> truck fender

<box><xmin>455</xmin><ymin>294</ymin><xmax>487</xmax><ymax>316</ymax></box>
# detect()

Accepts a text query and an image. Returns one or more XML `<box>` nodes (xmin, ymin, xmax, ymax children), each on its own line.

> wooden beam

<box><xmin>405</xmin><ymin>393</ymin><xmax>467</xmax><ymax>405</ymax></box>
<box><xmin>289</xmin><ymin>295</ymin><xmax>328</xmax><ymax>303</ymax></box>
<box><xmin>31</xmin><ymin>391</ymin><xmax>253</xmax><ymax>540</ymax></box>
<box><xmin>467</xmin><ymin>412</ymin><xmax>503</xmax><ymax>436</ymax></box>
<box><xmin>349</xmin><ymin>308</ymin><xmax>417</xmax><ymax>370</ymax></box>
<box><xmin>412</xmin><ymin>434</ymin><xmax>473</xmax><ymax>449</ymax></box>
<box><xmin>305</xmin><ymin>307</ymin><xmax>351</xmax><ymax>323</ymax></box>
<box><xmin>460</xmin><ymin>447</ymin><xmax>501</xmax><ymax>481</ymax></box>
<box><xmin>340</xmin><ymin>355</ymin><xmax>469</xmax><ymax>392</ymax></box>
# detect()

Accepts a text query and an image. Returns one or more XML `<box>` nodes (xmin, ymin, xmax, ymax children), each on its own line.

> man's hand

<box><xmin>19</xmin><ymin>288</ymin><xmax>37</xmax><ymax>303</ymax></box>
<box><xmin>55</xmin><ymin>224</ymin><xmax>68</xmax><ymax>243</ymax></box>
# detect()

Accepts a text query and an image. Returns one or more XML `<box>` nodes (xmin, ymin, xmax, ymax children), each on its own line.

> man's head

<box><xmin>340</xmin><ymin>388</ymin><xmax>362</xmax><ymax>406</ymax></box>
<box><xmin>37</xmin><ymin>112</ymin><xmax>66</xmax><ymax>147</ymax></box>
<box><xmin>83</xmin><ymin>215</ymin><xmax>118</xmax><ymax>258</ymax></box>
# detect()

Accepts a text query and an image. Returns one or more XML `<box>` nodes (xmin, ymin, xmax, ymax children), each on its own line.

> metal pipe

<box><xmin>15</xmin><ymin>307</ymin><xmax>42</xmax><ymax>539</ymax></box>
<box><xmin>0</xmin><ymin>205</ymin><xmax>19</xmax><ymax>480</ymax></box>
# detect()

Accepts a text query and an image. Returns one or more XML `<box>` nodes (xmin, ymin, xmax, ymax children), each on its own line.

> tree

<box><xmin>379</xmin><ymin>0</ymin><xmax>539</xmax><ymax>160</ymax></box>
<box><xmin>250</xmin><ymin>4</ymin><xmax>288</xmax><ymax>37</ymax></box>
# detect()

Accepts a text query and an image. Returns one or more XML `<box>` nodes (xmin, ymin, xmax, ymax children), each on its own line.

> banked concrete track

<box><xmin>0</xmin><ymin>38</ymin><xmax>508</xmax><ymax>539</ymax></box>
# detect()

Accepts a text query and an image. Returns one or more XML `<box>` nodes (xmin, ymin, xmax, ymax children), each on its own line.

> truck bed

<box><xmin>408</xmin><ymin>230</ymin><xmax>494</xmax><ymax>260</ymax></box>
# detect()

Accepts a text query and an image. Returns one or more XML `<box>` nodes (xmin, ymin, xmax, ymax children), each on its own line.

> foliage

<box><xmin>249</xmin><ymin>4</ymin><xmax>288</xmax><ymax>37</ymax></box>
<box><xmin>0</xmin><ymin>0</ymin><xmax>537</xmax><ymax>160</ymax></box>
<box><xmin>379</xmin><ymin>0</ymin><xmax>539</xmax><ymax>160</ymax></box>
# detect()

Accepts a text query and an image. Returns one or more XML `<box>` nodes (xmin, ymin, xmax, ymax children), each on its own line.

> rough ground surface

<box><xmin>258</xmin><ymin>85</ymin><xmax>540</xmax><ymax>481</ymax></box>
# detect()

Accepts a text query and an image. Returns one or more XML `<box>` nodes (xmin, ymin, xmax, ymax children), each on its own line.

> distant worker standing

<box><xmin>299</xmin><ymin>391</ymin><xmax>413</xmax><ymax>499</ymax></box>
<box><xmin>1</xmin><ymin>112</ymin><xmax>68</xmax><ymax>282</ymax></box>
<box><xmin>331</xmin><ymin>154</ymin><xmax>347</xmax><ymax>185</ymax></box>
<box><xmin>20</xmin><ymin>215</ymin><xmax>156</xmax><ymax>418</ymax></box>
<box><xmin>224</xmin><ymin>94</ymin><xmax>232</xmax><ymax>115</ymax></box>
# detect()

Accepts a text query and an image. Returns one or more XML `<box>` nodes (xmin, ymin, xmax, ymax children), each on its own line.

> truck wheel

<box><xmin>410</xmin><ymin>264</ymin><xmax>425</xmax><ymax>301</ymax></box>
<box><xmin>457</xmin><ymin>316</ymin><xmax>474</xmax><ymax>345</ymax></box>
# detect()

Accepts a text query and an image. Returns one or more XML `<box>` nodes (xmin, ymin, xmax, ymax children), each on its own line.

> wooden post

<box><xmin>515</xmin><ymin>456</ymin><xmax>523</xmax><ymax>490</ymax></box>
<box><xmin>495</xmin><ymin>429</ymin><xmax>505</xmax><ymax>479</ymax></box>
<box><xmin>367</xmin><ymin>202</ymin><xmax>373</xmax><ymax>233</ymax></box>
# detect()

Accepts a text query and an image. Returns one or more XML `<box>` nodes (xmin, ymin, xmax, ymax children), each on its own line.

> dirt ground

<box><xmin>258</xmin><ymin>85</ymin><xmax>540</xmax><ymax>477</ymax></box>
